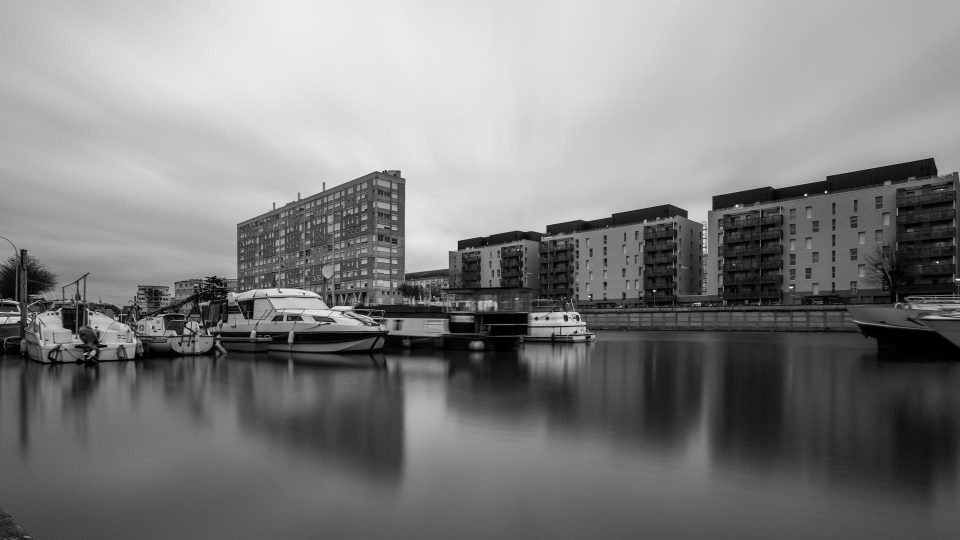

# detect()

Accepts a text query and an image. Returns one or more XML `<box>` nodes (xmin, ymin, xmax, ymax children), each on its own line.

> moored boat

<box><xmin>135</xmin><ymin>313</ymin><xmax>216</xmax><ymax>355</ymax></box>
<box><xmin>23</xmin><ymin>302</ymin><xmax>139</xmax><ymax>363</ymax></box>
<box><xmin>526</xmin><ymin>298</ymin><xmax>596</xmax><ymax>343</ymax></box>
<box><xmin>213</xmin><ymin>288</ymin><xmax>387</xmax><ymax>353</ymax></box>
<box><xmin>0</xmin><ymin>298</ymin><xmax>21</xmax><ymax>349</ymax></box>
<box><xmin>845</xmin><ymin>295</ymin><xmax>960</xmax><ymax>353</ymax></box>
<box><xmin>917</xmin><ymin>311</ymin><xmax>960</xmax><ymax>354</ymax></box>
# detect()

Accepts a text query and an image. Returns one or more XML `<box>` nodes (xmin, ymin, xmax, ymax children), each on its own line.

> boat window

<box><xmin>272</xmin><ymin>315</ymin><xmax>285</xmax><ymax>322</ymax></box>
<box><xmin>0</xmin><ymin>305</ymin><xmax>18</xmax><ymax>313</ymax></box>
<box><xmin>269</xmin><ymin>297</ymin><xmax>330</xmax><ymax>311</ymax></box>
<box><xmin>533</xmin><ymin>316</ymin><xmax>539</xmax><ymax>321</ymax></box>
<box><xmin>314</xmin><ymin>316</ymin><xmax>335</xmax><ymax>324</ymax></box>
<box><xmin>393</xmin><ymin>320</ymin><xmax>404</xmax><ymax>331</ymax></box>
<box><xmin>564</xmin><ymin>315</ymin><xmax>569</xmax><ymax>322</ymax></box>
<box><xmin>287</xmin><ymin>315</ymin><xmax>303</xmax><ymax>322</ymax></box>
<box><xmin>574</xmin><ymin>315</ymin><xmax>580</xmax><ymax>321</ymax></box>
<box><xmin>237</xmin><ymin>300</ymin><xmax>254</xmax><ymax>319</ymax></box>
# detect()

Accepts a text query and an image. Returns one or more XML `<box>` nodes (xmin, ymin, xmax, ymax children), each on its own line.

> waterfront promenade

<box><xmin>582</xmin><ymin>305</ymin><xmax>858</xmax><ymax>332</ymax></box>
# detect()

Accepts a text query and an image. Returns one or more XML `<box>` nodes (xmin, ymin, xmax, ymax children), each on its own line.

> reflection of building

<box><xmin>237</xmin><ymin>170</ymin><xmax>405</xmax><ymax>306</ymax></box>
<box><xmin>707</xmin><ymin>159</ymin><xmax>959</xmax><ymax>304</ymax></box>
<box><xmin>136</xmin><ymin>285</ymin><xmax>170</xmax><ymax>312</ymax></box>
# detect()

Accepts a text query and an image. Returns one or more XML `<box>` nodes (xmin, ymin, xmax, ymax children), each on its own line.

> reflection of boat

<box><xmin>135</xmin><ymin>313</ymin><xmax>216</xmax><ymax>355</ymax></box>
<box><xmin>24</xmin><ymin>303</ymin><xmax>139</xmax><ymax>363</ymax></box>
<box><xmin>267</xmin><ymin>350</ymin><xmax>387</xmax><ymax>368</ymax></box>
<box><xmin>215</xmin><ymin>288</ymin><xmax>387</xmax><ymax>353</ymax></box>
<box><xmin>917</xmin><ymin>311</ymin><xmax>960</xmax><ymax>353</ymax></box>
<box><xmin>218</xmin><ymin>334</ymin><xmax>273</xmax><ymax>353</ymax></box>
<box><xmin>1</xmin><ymin>298</ymin><xmax>20</xmax><ymax>349</ymax></box>
<box><xmin>526</xmin><ymin>298</ymin><xmax>596</xmax><ymax>343</ymax></box>
<box><xmin>845</xmin><ymin>296</ymin><xmax>960</xmax><ymax>352</ymax></box>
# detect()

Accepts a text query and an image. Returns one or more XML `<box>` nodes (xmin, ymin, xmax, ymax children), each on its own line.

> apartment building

<box><xmin>237</xmin><ymin>170</ymin><xmax>405</xmax><ymax>306</ymax></box>
<box><xmin>707</xmin><ymin>159</ymin><xmax>958</xmax><ymax>304</ymax></box>
<box><xmin>541</xmin><ymin>205</ymin><xmax>703</xmax><ymax>306</ymax></box>
<box><xmin>136</xmin><ymin>285</ymin><xmax>171</xmax><ymax>313</ymax></box>
<box><xmin>449</xmin><ymin>231</ymin><xmax>543</xmax><ymax>290</ymax></box>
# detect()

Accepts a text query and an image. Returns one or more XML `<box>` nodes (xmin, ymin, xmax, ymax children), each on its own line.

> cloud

<box><xmin>1</xmin><ymin>0</ymin><xmax>959</xmax><ymax>301</ymax></box>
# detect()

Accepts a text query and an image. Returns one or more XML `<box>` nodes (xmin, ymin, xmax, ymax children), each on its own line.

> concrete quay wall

<box><xmin>581</xmin><ymin>305</ymin><xmax>858</xmax><ymax>332</ymax></box>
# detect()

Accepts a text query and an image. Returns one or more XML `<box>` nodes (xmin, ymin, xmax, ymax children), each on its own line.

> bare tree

<box><xmin>864</xmin><ymin>245</ymin><xmax>911</xmax><ymax>302</ymax></box>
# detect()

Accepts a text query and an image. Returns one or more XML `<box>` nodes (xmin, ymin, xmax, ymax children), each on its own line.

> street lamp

<box><xmin>954</xmin><ymin>277</ymin><xmax>960</xmax><ymax>297</ymax></box>
<box><xmin>0</xmin><ymin>235</ymin><xmax>19</xmax><ymax>302</ymax></box>
<box><xmin>652</xmin><ymin>288</ymin><xmax>657</xmax><ymax>306</ymax></box>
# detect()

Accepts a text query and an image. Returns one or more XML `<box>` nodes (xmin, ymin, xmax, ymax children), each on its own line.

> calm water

<box><xmin>1</xmin><ymin>331</ymin><xmax>959</xmax><ymax>539</ymax></box>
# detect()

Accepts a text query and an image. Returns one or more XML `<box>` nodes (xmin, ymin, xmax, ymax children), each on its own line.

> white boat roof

<box><xmin>232</xmin><ymin>288</ymin><xmax>322</xmax><ymax>302</ymax></box>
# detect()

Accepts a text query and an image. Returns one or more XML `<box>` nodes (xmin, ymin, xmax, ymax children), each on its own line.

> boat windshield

<box><xmin>269</xmin><ymin>296</ymin><xmax>329</xmax><ymax>311</ymax></box>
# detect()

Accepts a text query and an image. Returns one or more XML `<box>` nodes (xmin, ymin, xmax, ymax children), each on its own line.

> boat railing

<box><xmin>904</xmin><ymin>295</ymin><xmax>960</xmax><ymax>306</ymax></box>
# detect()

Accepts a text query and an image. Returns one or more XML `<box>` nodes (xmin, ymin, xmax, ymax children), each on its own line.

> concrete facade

<box><xmin>707</xmin><ymin>159</ymin><xmax>958</xmax><ymax>304</ymax></box>
<box><xmin>237</xmin><ymin>170</ymin><xmax>405</xmax><ymax>306</ymax></box>
<box><xmin>450</xmin><ymin>231</ymin><xmax>542</xmax><ymax>291</ymax></box>
<box><xmin>136</xmin><ymin>285</ymin><xmax>170</xmax><ymax>313</ymax></box>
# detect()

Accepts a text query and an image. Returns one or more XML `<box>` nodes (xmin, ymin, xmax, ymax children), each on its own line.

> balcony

<box><xmin>723</xmin><ymin>261</ymin><xmax>760</xmax><ymax>271</ymax></box>
<box><xmin>898</xmin><ymin>190</ymin><xmax>955</xmax><ymax>207</ymax></box>
<box><xmin>898</xmin><ymin>208</ymin><xmax>956</xmax><ymax>225</ymax></box>
<box><xmin>914</xmin><ymin>263</ymin><xmax>955</xmax><ymax>275</ymax></box>
<box><xmin>761</xmin><ymin>244</ymin><xmax>783</xmax><ymax>255</ymax></box>
<box><xmin>721</xmin><ymin>245</ymin><xmax>760</xmax><ymax>258</ymax></box>
<box><xmin>897</xmin><ymin>226</ymin><xmax>956</xmax><ymax>242</ymax></box>
<box><xmin>903</xmin><ymin>246</ymin><xmax>955</xmax><ymax>259</ymax></box>
<box><xmin>646</xmin><ymin>241</ymin><xmax>677</xmax><ymax>252</ymax></box>
<box><xmin>644</xmin><ymin>255</ymin><xmax>676</xmax><ymax>265</ymax></box>
<box><xmin>724</xmin><ymin>232</ymin><xmax>761</xmax><ymax>243</ymax></box>
<box><xmin>645</xmin><ymin>267</ymin><xmax>676</xmax><ymax>277</ymax></box>
<box><xmin>643</xmin><ymin>227</ymin><xmax>676</xmax><ymax>240</ymax></box>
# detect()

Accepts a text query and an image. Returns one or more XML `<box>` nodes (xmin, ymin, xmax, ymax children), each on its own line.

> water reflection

<box><xmin>3</xmin><ymin>353</ymin><xmax>404</xmax><ymax>485</ymax></box>
<box><xmin>438</xmin><ymin>333</ymin><xmax>960</xmax><ymax>502</ymax></box>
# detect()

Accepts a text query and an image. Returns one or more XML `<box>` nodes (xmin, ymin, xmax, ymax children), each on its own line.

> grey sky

<box><xmin>2</xmin><ymin>0</ymin><xmax>959</xmax><ymax>304</ymax></box>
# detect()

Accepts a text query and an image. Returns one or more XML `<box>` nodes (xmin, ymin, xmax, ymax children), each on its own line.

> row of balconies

<box><xmin>722</xmin><ymin>244</ymin><xmax>784</xmax><ymax>257</ymax></box>
<box><xmin>645</xmin><ymin>267</ymin><xmax>676</xmax><ymax>277</ymax></box>
<box><xmin>644</xmin><ymin>255</ymin><xmax>676</xmax><ymax>265</ymax></box>
<box><xmin>898</xmin><ymin>208</ymin><xmax>956</xmax><ymax>225</ymax></box>
<box><xmin>722</xmin><ymin>274</ymin><xmax>785</xmax><ymax>285</ymax></box>
<box><xmin>913</xmin><ymin>263</ymin><xmax>956</xmax><ymax>275</ymax></box>
<box><xmin>897</xmin><ymin>190</ymin><xmax>955</xmax><ymax>207</ymax></box>
<box><xmin>897</xmin><ymin>226</ymin><xmax>956</xmax><ymax>242</ymax></box>
<box><xmin>643</xmin><ymin>227</ymin><xmax>676</xmax><ymax>240</ymax></box>
<box><xmin>902</xmin><ymin>246</ymin><xmax>956</xmax><ymax>259</ymax></box>
<box><xmin>645</xmin><ymin>241</ymin><xmax>677</xmax><ymax>252</ymax></box>
<box><xmin>723</xmin><ymin>214</ymin><xmax>783</xmax><ymax>230</ymax></box>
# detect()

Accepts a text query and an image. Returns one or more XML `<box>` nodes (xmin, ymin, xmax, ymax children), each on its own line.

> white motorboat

<box><xmin>23</xmin><ymin>302</ymin><xmax>139</xmax><ymax>363</ymax></box>
<box><xmin>135</xmin><ymin>313</ymin><xmax>216</xmax><ymax>355</ymax></box>
<box><xmin>0</xmin><ymin>299</ymin><xmax>20</xmax><ymax>349</ymax></box>
<box><xmin>917</xmin><ymin>311</ymin><xmax>960</xmax><ymax>352</ymax></box>
<box><xmin>845</xmin><ymin>295</ymin><xmax>960</xmax><ymax>353</ymax></box>
<box><xmin>214</xmin><ymin>288</ymin><xmax>387</xmax><ymax>353</ymax></box>
<box><xmin>526</xmin><ymin>299</ymin><xmax>596</xmax><ymax>343</ymax></box>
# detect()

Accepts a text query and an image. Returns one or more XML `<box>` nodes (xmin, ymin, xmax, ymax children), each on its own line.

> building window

<box><xmin>853</xmin><ymin>199</ymin><xmax>858</xmax><ymax>212</ymax></box>
<box><xmin>789</xmin><ymin>223</ymin><xmax>796</xmax><ymax>235</ymax></box>
<box><xmin>789</xmin><ymin>208</ymin><xmax>797</xmax><ymax>220</ymax></box>
<box><xmin>832</xmin><ymin>250</ymin><xmax>836</xmax><ymax>262</ymax></box>
<box><xmin>789</xmin><ymin>268</ymin><xmax>796</xmax><ymax>280</ymax></box>
<box><xmin>805</xmin><ymin>237</ymin><xmax>812</xmax><ymax>249</ymax></box>
<box><xmin>621</xmin><ymin>268</ymin><xmax>627</xmax><ymax>277</ymax></box>
<box><xmin>850</xmin><ymin>216</ymin><xmax>858</xmax><ymax>228</ymax></box>
<box><xmin>832</xmin><ymin>219</ymin><xmax>836</xmax><ymax>231</ymax></box>
<box><xmin>850</xmin><ymin>281</ymin><xmax>858</xmax><ymax>293</ymax></box>
<box><xmin>812</xmin><ymin>282</ymin><xmax>819</xmax><ymax>295</ymax></box>
<box><xmin>589</xmin><ymin>248</ymin><xmax>593</xmax><ymax>257</ymax></box>
<box><xmin>805</xmin><ymin>268</ymin><xmax>812</xmax><ymax>279</ymax></box>
<box><xmin>850</xmin><ymin>248</ymin><xmax>858</xmax><ymax>260</ymax></box>
<box><xmin>603</xmin><ymin>247</ymin><xmax>607</xmax><ymax>256</ymax></box>
<box><xmin>789</xmin><ymin>253</ymin><xmax>796</xmax><ymax>266</ymax></box>
<box><xmin>790</xmin><ymin>239</ymin><xmax>796</xmax><ymax>251</ymax></box>
<box><xmin>858</xmin><ymin>264</ymin><xmax>865</xmax><ymax>278</ymax></box>
<box><xmin>603</xmin><ymin>235</ymin><xmax>607</xmax><ymax>245</ymax></box>
<box><xmin>882</xmin><ymin>213</ymin><xmax>890</xmax><ymax>226</ymax></box>
<box><xmin>812</xmin><ymin>252</ymin><xmax>819</xmax><ymax>264</ymax></box>
<box><xmin>812</xmin><ymin>221</ymin><xmax>819</xmax><ymax>233</ymax></box>
<box><xmin>875</xmin><ymin>230</ymin><xmax>883</xmax><ymax>243</ymax></box>
<box><xmin>805</xmin><ymin>206</ymin><xmax>812</xmax><ymax>219</ymax></box>
<box><xmin>831</xmin><ymin>266</ymin><xmax>836</xmax><ymax>278</ymax></box>
<box><xmin>875</xmin><ymin>196</ymin><xmax>883</xmax><ymax>209</ymax></box>
<box><xmin>858</xmin><ymin>232</ymin><xmax>866</xmax><ymax>244</ymax></box>
<box><xmin>832</xmin><ymin>235</ymin><xmax>836</xmax><ymax>247</ymax></box>
<box><xmin>831</xmin><ymin>202</ymin><xmax>836</xmax><ymax>215</ymax></box>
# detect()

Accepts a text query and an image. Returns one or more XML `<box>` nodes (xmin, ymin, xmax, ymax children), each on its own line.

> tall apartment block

<box><xmin>449</xmin><ymin>231</ymin><xmax>543</xmax><ymax>290</ymax></box>
<box><xmin>237</xmin><ymin>170</ymin><xmax>405</xmax><ymax>306</ymax></box>
<box><xmin>541</xmin><ymin>205</ymin><xmax>703</xmax><ymax>306</ymax></box>
<box><xmin>707</xmin><ymin>159</ymin><xmax>959</xmax><ymax>304</ymax></box>
<box><xmin>136</xmin><ymin>285</ymin><xmax>171</xmax><ymax>313</ymax></box>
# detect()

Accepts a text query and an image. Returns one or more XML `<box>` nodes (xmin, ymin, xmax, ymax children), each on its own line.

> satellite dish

<box><xmin>320</xmin><ymin>265</ymin><xmax>334</xmax><ymax>280</ymax></box>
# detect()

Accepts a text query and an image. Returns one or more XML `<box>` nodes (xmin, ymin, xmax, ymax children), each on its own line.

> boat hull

<box><xmin>846</xmin><ymin>305</ymin><xmax>957</xmax><ymax>353</ymax></box>
<box><xmin>169</xmin><ymin>334</ymin><xmax>216</xmax><ymax>355</ymax></box>
<box><xmin>24</xmin><ymin>337</ymin><xmax>138</xmax><ymax>364</ymax></box>
<box><xmin>218</xmin><ymin>329</ymin><xmax>387</xmax><ymax>353</ymax></box>
<box><xmin>916</xmin><ymin>317</ymin><xmax>960</xmax><ymax>353</ymax></box>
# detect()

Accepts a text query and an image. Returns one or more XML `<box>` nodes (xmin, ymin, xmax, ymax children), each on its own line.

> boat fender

<box><xmin>135</xmin><ymin>340</ymin><xmax>144</xmax><ymax>357</ymax></box>
<box><xmin>287</xmin><ymin>330</ymin><xmax>295</xmax><ymax>345</ymax></box>
<box><xmin>215</xmin><ymin>340</ymin><xmax>227</xmax><ymax>355</ymax></box>
<box><xmin>250</xmin><ymin>330</ymin><xmax>257</xmax><ymax>340</ymax></box>
<box><xmin>118</xmin><ymin>343</ymin><xmax>127</xmax><ymax>360</ymax></box>
<box><xmin>19</xmin><ymin>339</ymin><xmax>26</xmax><ymax>355</ymax></box>
<box><xmin>468</xmin><ymin>340</ymin><xmax>484</xmax><ymax>351</ymax></box>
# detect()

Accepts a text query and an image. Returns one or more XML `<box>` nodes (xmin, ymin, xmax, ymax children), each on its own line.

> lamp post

<box><xmin>0</xmin><ymin>235</ymin><xmax>18</xmax><ymax>302</ymax></box>
<box><xmin>652</xmin><ymin>288</ymin><xmax>657</xmax><ymax>307</ymax></box>
<box><xmin>954</xmin><ymin>277</ymin><xmax>960</xmax><ymax>297</ymax></box>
